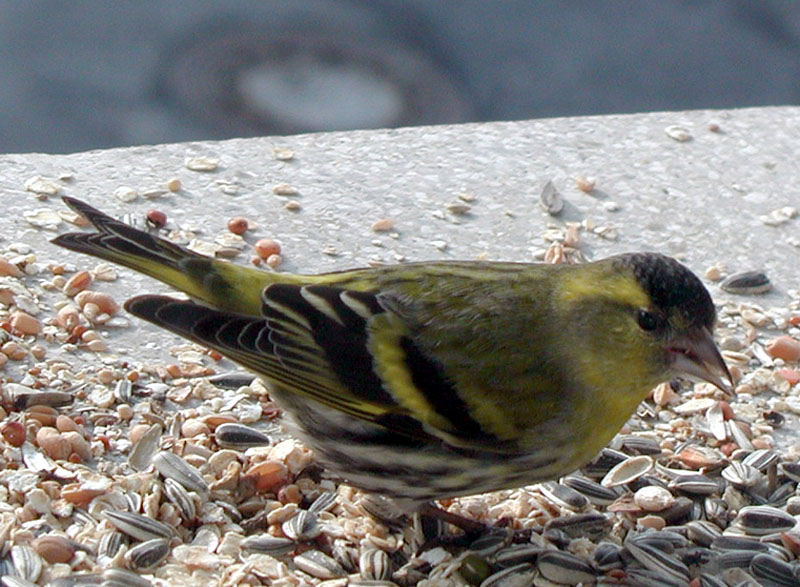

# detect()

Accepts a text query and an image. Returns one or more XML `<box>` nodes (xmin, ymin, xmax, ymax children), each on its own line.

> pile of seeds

<box><xmin>0</xmin><ymin>200</ymin><xmax>799</xmax><ymax>586</ymax></box>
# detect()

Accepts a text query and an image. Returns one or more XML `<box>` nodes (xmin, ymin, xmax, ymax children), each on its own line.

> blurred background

<box><xmin>1</xmin><ymin>0</ymin><xmax>799</xmax><ymax>154</ymax></box>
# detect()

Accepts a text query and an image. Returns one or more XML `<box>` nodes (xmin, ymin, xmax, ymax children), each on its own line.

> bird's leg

<box><xmin>415</xmin><ymin>503</ymin><xmax>536</xmax><ymax>551</ymax></box>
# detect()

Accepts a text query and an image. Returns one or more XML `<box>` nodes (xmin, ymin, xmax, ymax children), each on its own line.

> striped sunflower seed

<box><xmin>214</xmin><ymin>422</ymin><xmax>271</xmax><ymax>449</ymax></box>
<box><xmin>594</xmin><ymin>542</ymin><xmax>623</xmax><ymax>571</ymax></box>
<box><xmin>293</xmin><ymin>550</ymin><xmax>345</xmax><ymax>579</ymax></box>
<box><xmin>716</xmin><ymin>549</ymin><xmax>757</xmax><ymax>570</ymax></box>
<box><xmin>240</xmin><ymin>534</ymin><xmax>295</xmax><ymax>555</ymax></box>
<box><xmin>104</xmin><ymin>510</ymin><xmax>174</xmax><ymax>541</ymax></box>
<box><xmin>537</xmin><ymin>550</ymin><xmax>596</xmax><ymax>585</ymax></box>
<box><xmin>359</xmin><ymin>548</ymin><xmax>392</xmax><ymax>581</ymax></box>
<box><xmin>668</xmin><ymin>474</ymin><xmax>722</xmax><ymax>495</ymax></box>
<box><xmin>711</xmin><ymin>535</ymin><xmax>769</xmax><ymax>552</ymax></box>
<box><xmin>152</xmin><ymin>450</ymin><xmax>208</xmax><ymax>494</ymax></box>
<box><xmin>686</xmin><ymin>520</ymin><xmax>723</xmax><ymax>547</ymax></box>
<box><xmin>127</xmin><ymin>538</ymin><xmax>170</xmax><ymax>571</ymax></box>
<box><xmin>308</xmin><ymin>490</ymin><xmax>337</xmax><ymax>514</ymax></box>
<box><xmin>478</xmin><ymin>563</ymin><xmax>536</xmax><ymax>587</ymax></box>
<box><xmin>625</xmin><ymin>539</ymin><xmax>690</xmax><ymax>583</ymax></box>
<box><xmin>3</xmin><ymin>577</ymin><xmax>45</xmax><ymax>587</ymax></box>
<box><xmin>742</xmin><ymin>448</ymin><xmax>780</xmax><ymax>471</ymax></box>
<box><xmin>722</xmin><ymin>461</ymin><xmax>762</xmax><ymax>488</ymax></box>
<box><xmin>98</xmin><ymin>531</ymin><xmax>127</xmax><ymax>559</ymax></box>
<box><xmin>732</xmin><ymin>505</ymin><xmax>796</xmax><ymax>536</ymax></box>
<box><xmin>113</xmin><ymin>379</ymin><xmax>132</xmax><ymax>403</ymax></box>
<box><xmin>698</xmin><ymin>573</ymin><xmax>728</xmax><ymax>587</ymax></box>
<box><xmin>720</xmin><ymin>270</ymin><xmax>771</xmax><ymax>294</ymax></box>
<box><xmin>282</xmin><ymin>509</ymin><xmax>320</xmax><ymax>542</ymax></box>
<box><xmin>103</xmin><ymin>567</ymin><xmax>154</xmax><ymax>587</ymax></box>
<box><xmin>10</xmin><ymin>545</ymin><xmax>43</xmax><ymax>583</ymax></box>
<box><xmin>544</xmin><ymin>512</ymin><xmax>610</xmax><ymax>541</ymax></box>
<box><xmin>164</xmin><ymin>478</ymin><xmax>196</xmax><ymax>521</ymax></box>
<box><xmin>778</xmin><ymin>462</ymin><xmax>800</xmax><ymax>482</ymax></box>
<box><xmin>561</xmin><ymin>475</ymin><xmax>618</xmax><ymax>505</ymax></box>
<box><xmin>492</xmin><ymin>544</ymin><xmax>543</xmax><ymax>568</ymax></box>
<box><xmin>749</xmin><ymin>552</ymin><xmax>797</xmax><ymax>586</ymax></box>
<box><xmin>538</xmin><ymin>481</ymin><xmax>590</xmax><ymax>511</ymax></box>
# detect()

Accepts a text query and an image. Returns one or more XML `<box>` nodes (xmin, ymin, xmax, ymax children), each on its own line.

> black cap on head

<box><xmin>613</xmin><ymin>253</ymin><xmax>716</xmax><ymax>330</ymax></box>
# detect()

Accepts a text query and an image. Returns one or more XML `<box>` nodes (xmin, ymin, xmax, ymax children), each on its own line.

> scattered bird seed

<box><xmin>540</xmin><ymin>180</ymin><xmax>564</xmax><ymax>216</ymax></box>
<box><xmin>720</xmin><ymin>271</ymin><xmax>772</xmax><ymax>295</ymax></box>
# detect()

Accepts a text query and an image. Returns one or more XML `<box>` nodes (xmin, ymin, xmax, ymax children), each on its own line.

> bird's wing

<box><xmin>126</xmin><ymin>281</ymin><xmax>501</xmax><ymax>448</ymax></box>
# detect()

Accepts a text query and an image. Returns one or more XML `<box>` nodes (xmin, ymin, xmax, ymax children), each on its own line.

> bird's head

<box><xmin>560</xmin><ymin>252</ymin><xmax>731</xmax><ymax>395</ymax></box>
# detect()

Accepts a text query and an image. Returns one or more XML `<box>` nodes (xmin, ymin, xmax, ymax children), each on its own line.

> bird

<box><xmin>52</xmin><ymin>196</ymin><xmax>730</xmax><ymax>515</ymax></box>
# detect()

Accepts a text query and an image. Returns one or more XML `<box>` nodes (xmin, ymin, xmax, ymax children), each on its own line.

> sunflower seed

<box><xmin>468</xmin><ymin>532</ymin><xmax>511</xmax><ymax>558</ymax></box>
<box><xmin>241</xmin><ymin>534</ymin><xmax>295</xmax><ymax>555</ymax></box>
<box><xmin>2</xmin><ymin>577</ymin><xmax>41</xmax><ymax>587</ymax></box>
<box><xmin>711</xmin><ymin>535</ymin><xmax>769</xmax><ymax>552</ymax></box>
<box><xmin>102</xmin><ymin>567</ymin><xmax>153</xmax><ymax>586</ymax></box>
<box><xmin>601</xmin><ymin>455</ymin><xmax>653</xmax><ymax>487</ymax></box>
<box><xmin>113</xmin><ymin>379</ymin><xmax>132</xmax><ymax>403</ymax></box>
<box><xmin>742</xmin><ymin>449</ymin><xmax>780</xmax><ymax>472</ymax></box>
<box><xmin>722</xmin><ymin>461</ymin><xmax>762</xmax><ymax>488</ymax></box>
<box><xmin>104</xmin><ymin>510</ymin><xmax>174</xmax><ymax>541</ymax></box>
<box><xmin>308</xmin><ymin>490</ymin><xmax>337</xmax><ymax>514</ymax></box>
<box><xmin>98</xmin><ymin>531</ymin><xmax>127</xmax><ymax>559</ymax></box>
<box><xmin>282</xmin><ymin>509</ymin><xmax>320</xmax><ymax>541</ymax></box>
<box><xmin>625</xmin><ymin>539</ymin><xmax>690</xmax><ymax>582</ymax></box>
<box><xmin>706</xmin><ymin>402</ymin><xmax>727</xmax><ymax>441</ymax></box>
<box><xmin>698</xmin><ymin>573</ymin><xmax>728</xmax><ymax>587</ymax></box>
<box><xmin>717</xmin><ymin>549</ymin><xmax>758</xmax><ymax>570</ymax></box>
<box><xmin>214</xmin><ymin>423</ymin><xmax>271</xmax><ymax>449</ymax></box>
<box><xmin>668</xmin><ymin>474</ymin><xmax>722</xmax><ymax>495</ymax></box>
<box><xmin>10</xmin><ymin>545</ymin><xmax>42</xmax><ymax>583</ymax></box>
<box><xmin>779</xmin><ymin>462</ymin><xmax>800</xmax><ymax>482</ymax></box>
<box><xmin>12</xmin><ymin>389</ymin><xmax>73</xmax><ymax>410</ymax></box>
<box><xmin>561</xmin><ymin>475</ymin><xmax>619</xmax><ymax>506</ymax></box>
<box><xmin>128</xmin><ymin>423</ymin><xmax>162</xmax><ymax>471</ymax></box>
<box><xmin>593</xmin><ymin>541</ymin><xmax>623</xmax><ymax>570</ymax></box>
<box><xmin>206</xmin><ymin>372</ymin><xmax>257</xmax><ymax>389</ymax></box>
<box><xmin>359</xmin><ymin>548</ymin><xmax>392</xmax><ymax>581</ymax></box>
<box><xmin>127</xmin><ymin>538</ymin><xmax>170</xmax><ymax>571</ymax></box>
<box><xmin>537</xmin><ymin>550</ymin><xmax>596</xmax><ymax>584</ymax></box>
<box><xmin>478</xmin><ymin>563</ymin><xmax>536</xmax><ymax>587</ymax></box>
<box><xmin>152</xmin><ymin>450</ymin><xmax>208</xmax><ymax>494</ymax></box>
<box><xmin>540</xmin><ymin>181</ymin><xmax>563</xmax><ymax>216</ymax></box>
<box><xmin>544</xmin><ymin>512</ymin><xmax>610</xmax><ymax>540</ymax></box>
<box><xmin>732</xmin><ymin>506</ymin><xmax>796</xmax><ymax>536</ymax></box>
<box><xmin>619</xmin><ymin>435</ymin><xmax>663</xmax><ymax>456</ymax></box>
<box><xmin>164</xmin><ymin>478</ymin><xmax>197</xmax><ymax>521</ymax></box>
<box><xmin>538</xmin><ymin>481</ymin><xmax>590</xmax><ymax>511</ymax></box>
<box><xmin>749</xmin><ymin>552</ymin><xmax>797</xmax><ymax>586</ymax></box>
<box><xmin>686</xmin><ymin>520</ymin><xmax>723</xmax><ymax>547</ymax></box>
<box><xmin>359</xmin><ymin>494</ymin><xmax>406</xmax><ymax>526</ymax></box>
<box><xmin>625</xmin><ymin>567</ymin><xmax>688</xmax><ymax>587</ymax></box>
<box><xmin>293</xmin><ymin>550</ymin><xmax>345</xmax><ymax>579</ymax></box>
<box><xmin>492</xmin><ymin>544</ymin><xmax>543</xmax><ymax>568</ymax></box>
<box><xmin>720</xmin><ymin>271</ymin><xmax>772</xmax><ymax>295</ymax></box>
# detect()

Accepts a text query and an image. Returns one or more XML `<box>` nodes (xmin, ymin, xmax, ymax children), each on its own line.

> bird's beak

<box><xmin>668</xmin><ymin>327</ymin><xmax>732</xmax><ymax>395</ymax></box>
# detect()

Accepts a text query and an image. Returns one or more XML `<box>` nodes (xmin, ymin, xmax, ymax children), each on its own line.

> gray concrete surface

<box><xmin>1</xmin><ymin>107</ymin><xmax>799</xmax><ymax>370</ymax></box>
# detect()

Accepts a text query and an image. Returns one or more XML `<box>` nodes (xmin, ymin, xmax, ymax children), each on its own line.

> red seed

<box><xmin>1</xmin><ymin>421</ymin><xmax>26</xmax><ymax>446</ymax></box>
<box><xmin>227</xmin><ymin>217</ymin><xmax>249</xmax><ymax>235</ymax></box>
<box><xmin>765</xmin><ymin>336</ymin><xmax>800</xmax><ymax>362</ymax></box>
<box><xmin>146</xmin><ymin>209</ymin><xmax>167</xmax><ymax>228</ymax></box>
<box><xmin>254</xmin><ymin>238</ymin><xmax>281</xmax><ymax>259</ymax></box>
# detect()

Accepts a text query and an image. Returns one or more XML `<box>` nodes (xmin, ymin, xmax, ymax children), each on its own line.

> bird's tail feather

<box><xmin>52</xmin><ymin>196</ymin><xmax>269</xmax><ymax>314</ymax></box>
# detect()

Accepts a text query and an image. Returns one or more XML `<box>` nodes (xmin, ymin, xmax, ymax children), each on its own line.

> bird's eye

<box><xmin>637</xmin><ymin>309</ymin><xmax>661</xmax><ymax>332</ymax></box>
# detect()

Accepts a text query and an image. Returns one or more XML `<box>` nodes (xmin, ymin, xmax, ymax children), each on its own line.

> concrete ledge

<box><xmin>1</xmin><ymin>106</ymin><xmax>799</xmax><ymax>366</ymax></box>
